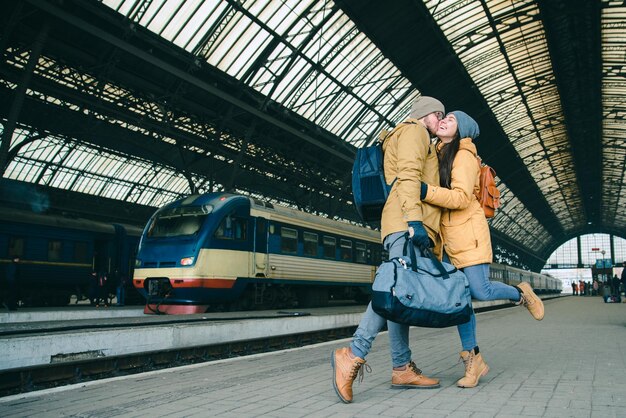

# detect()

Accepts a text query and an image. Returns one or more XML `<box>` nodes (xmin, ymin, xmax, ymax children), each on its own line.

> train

<box><xmin>0</xmin><ymin>207</ymin><xmax>142</xmax><ymax>307</ymax></box>
<box><xmin>490</xmin><ymin>263</ymin><xmax>561</xmax><ymax>294</ymax></box>
<box><xmin>133</xmin><ymin>192</ymin><xmax>561</xmax><ymax>314</ymax></box>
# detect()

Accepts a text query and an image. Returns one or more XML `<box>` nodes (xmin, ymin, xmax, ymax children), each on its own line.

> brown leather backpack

<box><xmin>475</xmin><ymin>158</ymin><xmax>500</xmax><ymax>218</ymax></box>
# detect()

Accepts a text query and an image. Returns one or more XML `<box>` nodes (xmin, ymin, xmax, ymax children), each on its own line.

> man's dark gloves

<box><xmin>420</xmin><ymin>182</ymin><xmax>428</xmax><ymax>200</ymax></box>
<box><xmin>407</xmin><ymin>221</ymin><xmax>430</xmax><ymax>249</ymax></box>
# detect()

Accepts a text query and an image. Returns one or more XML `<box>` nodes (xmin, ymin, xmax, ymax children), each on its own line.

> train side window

<box><xmin>340</xmin><ymin>239</ymin><xmax>352</xmax><ymax>261</ymax></box>
<box><xmin>280</xmin><ymin>228</ymin><xmax>298</xmax><ymax>254</ymax></box>
<box><xmin>323</xmin><ymin>236</ymin><xmax>336</xmax><ymax>259</ymax></box>
<box><xmin>355</xmin><ymin>242</ymin><xmax>367</xmax><ymax>263</ymax></box>
<box><xmin>303</xmin><ymin>232</ymin><xmax>318</xmax><ymax>257</ymax></box>
<box><xmin>214</xmin><ymin>215</ymin><xmax>247</xmax><ymax>241</ymax></box>
<box><xmin>74</xmin><ymin>242</ymin><xmax>88</xmax><ymax>263</ymax></box>
<box><xmin>8</xmin><ymin>237</ymin><xmax>24</xmax><ymax>257</ymax></box>
<box><xmin>48</xmin><ymin>240</ymin><xmax>63</xmax><ymax>262</ymax></box>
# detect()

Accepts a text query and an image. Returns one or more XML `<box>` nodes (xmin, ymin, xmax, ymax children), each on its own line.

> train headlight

<box><xmin>180</xmin><ymin>257</ymin><xmax>194</xmax><ymax>266</ymax></box>
<box><xmin>135</xmin><ymin>259</ymin><xmax>142</xmax><ymax>267</ymax></box>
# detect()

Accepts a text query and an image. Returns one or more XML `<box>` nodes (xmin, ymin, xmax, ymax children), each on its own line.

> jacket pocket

<box><xmin>442</xmin><ymin>206</ymin><xmax>471</xmax><ymax>227</ymax></box>
<box><xmin>442</xmin><ymin>218</ymin><xmax>478</xmax><ymax>254</ymax></box>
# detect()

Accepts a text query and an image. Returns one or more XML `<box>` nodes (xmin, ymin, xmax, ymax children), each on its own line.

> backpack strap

<box><xmin>457</xmin><ymin>148</ymin><xmax>482</xmax><ymax>201</ymax></box>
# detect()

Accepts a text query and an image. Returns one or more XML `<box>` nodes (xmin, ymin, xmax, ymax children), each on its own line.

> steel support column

<box><xmin>0</xmin><ymin>23</ymin><xmax>49</xmax><ymax>175</ymax></box>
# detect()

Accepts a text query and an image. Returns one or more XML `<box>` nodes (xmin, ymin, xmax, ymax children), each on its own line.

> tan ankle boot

<box><xmin>331</xmin><ymin>347</ymin><xmax>370</xmax><ymax>403</ymax></box>
<box><xmin>457</xmin><ymin>349</ymin><xmax>489</xmax><ymax>388</ymax></box>
<box><xmin>517</xmin><ymin>282</ymin><xmax>545</xmax><ymax>320</ymax></box>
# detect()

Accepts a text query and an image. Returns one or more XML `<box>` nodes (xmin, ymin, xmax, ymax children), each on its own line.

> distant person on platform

<box><xmin>96</xmin><ymin>271</ymin><xmax>108</xmax><ymax>308</ymax></box>
<box><xmin>116</xmin><ymin>270</ymin><xmax>127</xmax><ymax>307</ymax></box>
<box><xmin>5</xmin><ymin>256</ymin><xmax>20</xmax><ymax>311</ymax></box>
<box><xmin>621</xmin><ymin>263</ymin><xmax>626</xmax><ymax>295</ymax></box>
<box><xmin>611</xmin><ymin>274</ymin><xmax>620</xmax><ymax>296</ymax></box>
<box><xmin>571</xmin><ymin>281</ymin><xmax>577</xmax><ymax>296</ymax></box>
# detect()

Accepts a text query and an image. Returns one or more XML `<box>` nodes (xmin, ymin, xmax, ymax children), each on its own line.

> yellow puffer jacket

<box><xmin>380</xmin><ymin>119</ymin><xmax>441</xmax><ymax>252</ymax></box>
<box><xmin>422</xmin><ymin>138</ymin><xmax>492</xmax><ymax>268</ymax></box>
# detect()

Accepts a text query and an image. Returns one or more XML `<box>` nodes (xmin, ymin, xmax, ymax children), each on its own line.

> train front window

<box><xmin>147</xmin><ymin>205</ymin><xmax>212</xmax><ymax>238</ymax></box>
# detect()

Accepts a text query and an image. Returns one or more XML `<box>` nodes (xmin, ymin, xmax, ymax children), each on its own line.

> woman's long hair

<box><xmin>438</xmin><ymin>132</ymin><xmax>461</xmax><ymax>189</ymax></box>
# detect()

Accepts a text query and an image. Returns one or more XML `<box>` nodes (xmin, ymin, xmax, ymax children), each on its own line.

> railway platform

<box><xmin>0</xmin><ymin>305</ymin><xmax>145</xmax><ymax>324</ymax></box>
<box><xmin>0</xmin><ymin>297</ymin><xmax>555</xmax><ymax>372</ymax></box>
<box><xmin>2</xmin><ymin>296</ymin><xmax>624</xmax><ymax>417</ymax></box>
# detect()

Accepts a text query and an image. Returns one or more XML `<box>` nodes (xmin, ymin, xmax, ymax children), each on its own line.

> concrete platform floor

<box><xmin>1</xmin><ymin>296</ymin><xmax>624</xmax><ymax>417</ymax></box>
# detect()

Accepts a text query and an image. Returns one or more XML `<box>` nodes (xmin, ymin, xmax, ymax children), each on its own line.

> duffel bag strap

<box><xmin>402</xmin><ymin>233</ymin><xmax>450</xmax><ymax>279</ymax></box>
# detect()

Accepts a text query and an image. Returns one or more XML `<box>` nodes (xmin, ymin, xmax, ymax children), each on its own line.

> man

<box><xmin>621</xmin><ymin>263</ymin><xmax>626</xmax><ymax>295</ymax></box>
<box><xmin>96</xmin><ymin>270</ymin><xmax>108</xmax><ymax>308</ymax></box>
<box><xmin>612</xmin><ymin>274</ymin><xmax>621</xmax><ymax>296</ymax></box>
<box><xmin>331</xmin><ymin>96</ymin><xmax>445</xmax><ymax>403</ymax></box>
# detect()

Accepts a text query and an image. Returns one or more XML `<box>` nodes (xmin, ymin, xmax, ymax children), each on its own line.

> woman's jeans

<box><xmin>454</xmin><ymin>258</ymin><xmax>521</xmax><ymax>351</ymax></box>
<box><xmin>350</xmin><ymin>231</ymin><xmax>414</xmax><ymax>368</ymax></box>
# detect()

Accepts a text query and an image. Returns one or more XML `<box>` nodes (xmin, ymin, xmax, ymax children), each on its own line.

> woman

<box><xmin>420</xmin><ymin>111</ymin><xmax>545</xmax><ymax>388</ymax></box>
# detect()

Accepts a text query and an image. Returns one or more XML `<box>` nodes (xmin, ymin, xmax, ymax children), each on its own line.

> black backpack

<box><xmin>352</xmin><ymin>122</ymin><xmax>425</xmax><ymax>222</ymax></box>
<box><xmin>352</xmin><ymin>129</ymin><xmax>394</xmax><ymax>222</ymax></box>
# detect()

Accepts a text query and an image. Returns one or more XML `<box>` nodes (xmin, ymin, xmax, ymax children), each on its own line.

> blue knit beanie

<box><xmin>451</xmin><ymin>111</ymin><xmax>480</xmax><ymax>140</ymax></box>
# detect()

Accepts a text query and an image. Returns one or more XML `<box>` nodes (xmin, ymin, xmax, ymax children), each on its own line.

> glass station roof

<box><xmin>424</xmin><ymin>0</ymin><xmax>576</xmax><ymax>247</ymax></box>
<box><xmin>601</xmin><ymin>2</ymin><xmax>626</xmax><ymax>230</ymax></box>
<box><xmin>104</xmin><ymin>0</ymin><xmax>419</xmax><ymax>148</ymax></box>
<box><xmin>2</xmin><ymin>124</ymin><xmax>204</xmax><ymax>208</ymax></box>
<box><xmin>99</xmin><ymin>0</ymin><xmax>556</xmax><ymax>249</ymax></box>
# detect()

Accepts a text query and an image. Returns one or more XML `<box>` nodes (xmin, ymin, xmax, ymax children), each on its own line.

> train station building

<box><xmin>1</xmin><ymin>1</ymin><xmax>625</xmax><ymax>416</ymax></box>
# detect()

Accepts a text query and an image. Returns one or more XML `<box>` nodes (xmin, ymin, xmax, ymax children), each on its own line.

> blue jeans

<box><xmin>453</xmin><ymin>258</ymin><xmax>521</xmax><ymax>351</ymax></box>
<box><xmin>350</xmin><ymin>231</ymin><xmax>414</xmax><ymax>368</ymax></box>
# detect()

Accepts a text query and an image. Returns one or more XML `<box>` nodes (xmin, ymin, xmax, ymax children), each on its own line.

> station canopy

<box><xmin>0</xmin><ymin>0</ymin><xmax>625</xmax><ymax>271</ymax></box>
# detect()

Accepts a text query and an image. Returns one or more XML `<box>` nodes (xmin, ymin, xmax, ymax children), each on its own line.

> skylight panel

<box><xmin>601</xmin><ymin>1</ymin><xmax>626</xmax><ymax>226</ymax></box>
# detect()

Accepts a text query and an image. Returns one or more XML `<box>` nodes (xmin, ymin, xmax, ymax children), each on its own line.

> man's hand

<box><xmin>407</xmin><ymin>221</ymin><xmax>430</xmax><ymax>249</ymax></box>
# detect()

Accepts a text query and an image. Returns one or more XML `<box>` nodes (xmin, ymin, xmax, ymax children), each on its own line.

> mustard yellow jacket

<box><xmin>381</xmin><ymin>119</ymin><xmax>441</xmax><ymax>252</ymax></box>
<box><xmin>422</xmin><ymin>138</ymin><xmax>492</xmax><ymax>268</ymax></box>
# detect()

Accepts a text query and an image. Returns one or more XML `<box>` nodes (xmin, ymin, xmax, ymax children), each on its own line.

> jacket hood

<box><xmin>459</xmin><ymin>138</ymin><xmax>477</xmax><ymax>156</ymax></box>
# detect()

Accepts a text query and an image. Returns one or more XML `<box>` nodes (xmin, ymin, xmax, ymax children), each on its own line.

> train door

<box><xmin>253</xmin><ymin>217</ymin><xmax>269</xmax><ymax>277</ymax></box>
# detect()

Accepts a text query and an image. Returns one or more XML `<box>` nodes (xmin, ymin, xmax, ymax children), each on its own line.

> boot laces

<box><xmin>520</xmin><ymin>293</ymin><xmax>534</xmax><ymax>307</ymax></box>
<box><xmin>459</xmin><ymin>352</ymin><xmax>474</xmax><ymax>372</ymax></box>
<box><xmin>349</xmin><ymin>360</ymin><xmax>371</xmax><ymax>384</ymax></box>
<box><xmin>408</xmin><ymin>361</ymin><xmax>423</xmax><ymax>376</ymax></box>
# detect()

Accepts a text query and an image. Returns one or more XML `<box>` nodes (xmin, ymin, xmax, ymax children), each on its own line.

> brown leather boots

<box><xmin>332</xmin><ymin>348</ymin><xmax>439</xmax><ymax>403</ymax></box>
<box><xmin>391</xmin><ymin>361</ymin><xmax>440</xmax><ymax>388</ymax></box>
<box><xmin>331</xmin><ymin>347</ymin><xmax>368</xmax><ymax>403</ymax></box>
<box><xmin>517</xmin><ymin>281</ymin><xmax>545</xmax><ymax>320</ymax></box>
<box><xmin>457</xmin><ymin>348</ymin><xmax>489</xmax><ymax>388</ymax></box>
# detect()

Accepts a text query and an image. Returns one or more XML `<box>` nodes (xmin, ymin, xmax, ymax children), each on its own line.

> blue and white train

<box><xmin>133</xmin><ymin>192</ymin><xmax>561</xmax><ymax>314</ymax></box>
